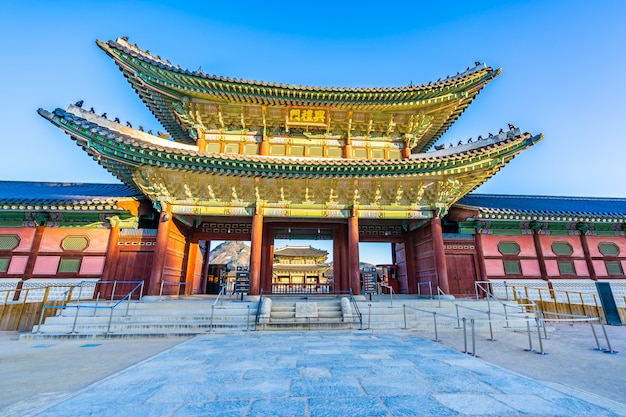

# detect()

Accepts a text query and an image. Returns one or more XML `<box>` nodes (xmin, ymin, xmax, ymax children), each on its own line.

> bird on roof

<box><xmin>458</xmin><ymin>140</ymin><xmax>463</xmax><ymax>146</ymax></box>
<box><xmin>114</xmin><ymin>117</ymin><xmax>120</xmax><ymax>123</ymax></box>
<box><xmin>101</xmin><ymin>112</ymin><xmax>107</xmax><ymax>118</ymax></box>
<box><xmin>508</xmin><ymin>123</ymin><xmax>516</xmax><ymax>130</ymax></box>
<box><xmin>74</xmin><ymin>100</ymin><xmax>84</xmax><ymax>108</ymax></box>
<box><xmin>477</xmin><ymin>135</ymin><xmax>483</xmax><ymax>140</ymax></box>
<box><xmin>139</xmin><ymin>126</ymin><xmax>144</xmax><ymax>132</ymax></box>
<box><xmin>474</xmin><ymin>61</ymin><xmax>481</xmax><ymax>66</ymax></box>
<box><xmin>126</xmin><ymin>121</ymin><xmax>132</xmax><ymax>128</ymax></box>
<box><xmin>499</xmin><ymin>128</ymin><xmax>504</xmax><ymax>134</ymax></box>
<box><xmin>90</xmin><ymin>107</ymin><xmax>95</xmax><ymax>113</ymax></box>
<box><xmin>468</xmin><ymin>137</ymin><xmax>473</xmax><ymax>143</ymax></box>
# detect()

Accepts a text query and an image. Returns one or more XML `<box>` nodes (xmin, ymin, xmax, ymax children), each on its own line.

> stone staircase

<box><xmin>21</xmin><ymin>294</ymin><xmax>533</xmax><ymax>339</ymax></box>
<box><xmin>256</xmin><ymin>296</ymin><xmax>352</xmax><ymax>330</ymax></box>
<box><xmin>21</xmin><ymin>296</ymin><xmax>258</xmax><ymax>339</ymax></box>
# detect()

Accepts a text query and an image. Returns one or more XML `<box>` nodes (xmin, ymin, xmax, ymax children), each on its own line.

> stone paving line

<box><xmin>7</xmin><ymin>331</ymin><xmax>625</xmax><ymax>417</ymax></box>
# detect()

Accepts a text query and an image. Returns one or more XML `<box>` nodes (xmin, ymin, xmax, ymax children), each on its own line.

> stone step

<box><xmin>28</xmin><ymin>296</ymin><xmax>530</xmax><ymax>339</ymax></box>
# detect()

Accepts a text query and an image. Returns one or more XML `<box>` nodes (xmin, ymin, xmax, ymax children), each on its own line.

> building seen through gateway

<box><xmin>1</xmin><ymin>37</ymin><xmax>625</xmax><ymax>310</ymax></box>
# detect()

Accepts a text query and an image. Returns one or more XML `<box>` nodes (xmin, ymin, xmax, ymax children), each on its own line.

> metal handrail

<box><xmin>377</xmin><ymin>282</ymin><xmax>394</xmax><ymax>306</ymax></box>
<box><xmin>159</xmin><ymin>280</ymin><xmax>189</xmax><ymax>300</ymax></box>
<box><xmin>403</xmin><ymin>303</ymin><xmax>543</xmax><ymax>356</ymax></box>
<box><xmin>417</xmin><ymin>282</ymin><xmax>433</xmax><ymax>299</ymax></box>
<box><xmin>36</xmin><ymin>280</ymin><xmax>144</xmax><ymax>335</ymax></box>
<box><xmin>208</xmin><ymin>285</ymin><xmax>228</xmax><ymax>332</ymax></box>
<box><xmin>349</xmin><ymin>289</ymin><xmax>363</xmax><ymax>329</ymax></box>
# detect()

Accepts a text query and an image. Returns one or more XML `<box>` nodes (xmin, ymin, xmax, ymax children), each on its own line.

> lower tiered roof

<box><xmin>38</xmin><ymin>105</ymin><xmax>542</xmax><ymax>219</ymax></box>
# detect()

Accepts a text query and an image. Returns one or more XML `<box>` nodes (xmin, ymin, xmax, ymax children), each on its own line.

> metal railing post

<box><xmin>107</xmin><ymin>306</ymin><xmax>114</xmax><ymax>334</ymax></box>
<box><xmin>209</xmin><ymin>305</ymin><xmax>215</xmax><ymax>332</ymax></box>
<box><xmin>462</xmin><ymin>317</ymin><xmax>467</xmax><ymax>353</ymax></box>
<box><xmin>36</xmin><ymin>307</ymin><xmax>47</xmax><ymax>334</ymax></box>
<box><xmin>93</xmin><ymin>292</ymin><xmax>100</xmax><ymax>316</ymax></box>
<box><xmin>598</xmin><ymin>318</ymin><xmax>616</xmax><ymax>353</ymax></box>
<box><xmin>110</xmin><ymin>281</ymin><xmax>117</xmax><ymax>303</ymax></box>
<box><xmin>402</xmin><ymin>304</ymin><xmax>407</xmax><ymax>329</ymax></box>
<box><xmin>525</xmin><ymin>316</ymin><xmax>533</xmax><ymax>352</ymax></box>
<box><xmin>71</xmin><ymin>305</ymin><xmax>80</xmax><ymax>334</ymax></box>
<box><xmin>471</xmin><ymin>318</ymin><xmax>476</xmax><ymax>357</ymax></box>
<box><xmin>535</xmin><ymin>317</ymin><xmax>546</xmax><ymax>355</ymax></box>
<box><xmin>487</xmin><ymin>310</ymin><xmax>494</xmax><ymax>341</ymax></box>
<box><xmin>159</xmin><ymin>281</ymin><xmax>165</xmax><ymax>301</ymax></box>
<box><xmin>367</xmin><ymin>304</ymin><xmax>372</xmax><ymax>330</ymax></box>
<box><xmin>503</xmin><ymin>303</ymin><xmax>510</xmax><ymax>328</ymax></box>
<box><xmin>432</xmin><ymin>311</ymin><xmax>439</xmax><ymax>342</ymax></box>
<box><xmin>455</xmin><ymin>304</ymin><xmax>461</xmax><ymax>328</ymax></box>
<box><xmin>588</xmin><ymin>316</ymin><xmax>601</xmax><ymax>351</ymax></box>
<box><xmin>246</xmin><ymin>305</ymin><xmax>250</xmax><ymax>332</ymax></box>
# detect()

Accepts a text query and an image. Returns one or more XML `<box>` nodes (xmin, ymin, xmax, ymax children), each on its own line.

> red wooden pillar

<box><xmin>531</xmin><ymin>228</ymin><xmax>549</xmax><ymax>281</ymax></box>
<box><xmin>16</xmin><ymin>225</ymin><xmax>46</xmax><ymax>300</ymax></box>
<box><xmin>101</xmin><ymin>221</ymin><xmax>120</xmax><ymax>281</ymax></box>
<box><xmin>431</xmin><ymin>217</ymin><xmax>450</xmax><ymax>294</ymax></box>
<box><xmin>579</xmin><ymin>232</ymin><xmax>597</xmax><ymax>280</ymax></box>
<box><xmin>260</xmin><ymin>223</ymin><xmax>274</xmax><ymax>293</ymax></box>
<box><xmin>333</xmin><ymin>224</ymin><xmax>343</xmax><ymax>292</ymax></box>
<box><xmin>148</xmin><ymin>209</ymin><xmax>172</xmax><ymax>296</ymax></box>
<box><xmin>474</xmin><ymin>233</ymin><xmax>488</xmax><ymax>282</ymax></box>
<box><xmin>248</xmin><ymin>212</ymin><xmax>263</xmax><ymax>295</ymax></box>
<box><xmin>185</xmin><ymin>241</ymin><xmax>199</xmax><ymax>295</ymax></box>
<box><xmin>348</xmin><ymin>212</ymin><xmax>361</xmax><ymax>295</ymax></box>
<box><xmin>201</xmin><ymin>240</ymin><xmax>211</xmax><ymax>294</ymax></box>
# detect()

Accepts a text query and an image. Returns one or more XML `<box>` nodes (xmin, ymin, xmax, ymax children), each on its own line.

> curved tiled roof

<box><xmin>0</xmin><ymin>181</ymin><xmax>142</xmax><ymax>216</ymax></box>
<box><xmin>0</xmin><ymin>181</ymin><xmax>140</xmax><ymax>204</ymax></box>
<box><xmin>457</xmin><ymin>194</ymin><xmax>626</xmax><ymax>221</ymax></box>
<box><xmin>100</xmin><ymin>38</ymin><xmax>496</xmax><ymax>95</ymax></box>
<box><xmin>38</xmin><ymin>106</ymin><xmax>542</xmax><ymax>193</ymax></box>
<box><xmin>97</xmin><ymin>37</ymin><xmax>501</xmax><ymax>151</ymax></box>
<box><xmin>274</xmin><ymin>245</ymin><xmax>329</xmax><ymax>257</ymax></box>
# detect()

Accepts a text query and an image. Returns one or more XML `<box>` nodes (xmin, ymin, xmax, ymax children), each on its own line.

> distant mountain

<box><xmin>209</xmin><ymin>241</ymin><xmax>250</xmax><ymax>270</ymax></box>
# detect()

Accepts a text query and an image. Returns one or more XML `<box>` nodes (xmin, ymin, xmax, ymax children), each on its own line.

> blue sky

<box><xmin>1</xmin><ymin>1</ymin><xmax>625</xmax><ymax>264</ymax></box>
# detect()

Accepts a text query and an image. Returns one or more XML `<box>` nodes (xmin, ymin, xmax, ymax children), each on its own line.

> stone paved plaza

<box><xmin>3</xmin><ymin>330</ymin><xmax>624</xmax><ymax>417</ymax></box>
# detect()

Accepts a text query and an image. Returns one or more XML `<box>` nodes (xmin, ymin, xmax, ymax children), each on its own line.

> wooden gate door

<box><xmin>446</xmin><ymin>254</ymin><xmax>477</xmax><ymax>297</ymax></box>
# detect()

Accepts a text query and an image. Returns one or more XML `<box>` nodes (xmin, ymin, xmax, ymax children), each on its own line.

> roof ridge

<box><xmin>103</xmin><ymin>37</ymin><xmax>498</xmax><ymax>93</ymax></box>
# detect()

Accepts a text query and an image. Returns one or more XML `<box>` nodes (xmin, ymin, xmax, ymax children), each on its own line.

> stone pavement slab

<box><xmin>8</xmin><ymin>331</ymin><xmax>625</xmax><ymax>417</ymax></box>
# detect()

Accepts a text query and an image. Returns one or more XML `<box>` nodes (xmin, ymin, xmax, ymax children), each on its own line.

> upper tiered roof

<box><xmin>97</xmin><ymin>37</ymin><xmax>501</xmax><ymax>153</ymax></box>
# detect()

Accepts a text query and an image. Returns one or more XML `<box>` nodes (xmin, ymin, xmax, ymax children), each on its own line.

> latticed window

<box><xmin>503</xmin><ymin>261</ymin><xmax>521</xmax><ymax>275</ymax></box>
<box><xmin>498</xmin><ymin>242</ymin><xmax>520</xmax><ymax>255</ymax></box>
<box><xmin>58</xmin><ymin>258</ymin><xmax>81</xmax><ymax>273</ymax></box>
<box><xmin>61</xmin><ymin>236</ymin><xmax>89</xmax><ymax>251</ymax></box>
<box><xmin>605</xmin><ymin>261</ymin><xmax>624</xmax><ymax>276</ymax></box>
<box><xmin>552</xmin><ymin>242</ymin><xmax>573</xmax><ymax>256</ymax></box>
<box><xmin>598</xmin><ymin>243</ymin><xmax>620</xmax><ymax>256</ymax></box>
<box><xmin>0</xmin><ymin>258</ymin><xmax>9</xmax><ymax>273</ymax></box>
<box><xmin>0</xmin><ymin>235</ymin><xmax>19</xmax><ymax>251</ymax></box>
<box><xmin>557</xmin><ymin>261</ymin><xmax>575</xmax><ymax>275</ymax></box>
